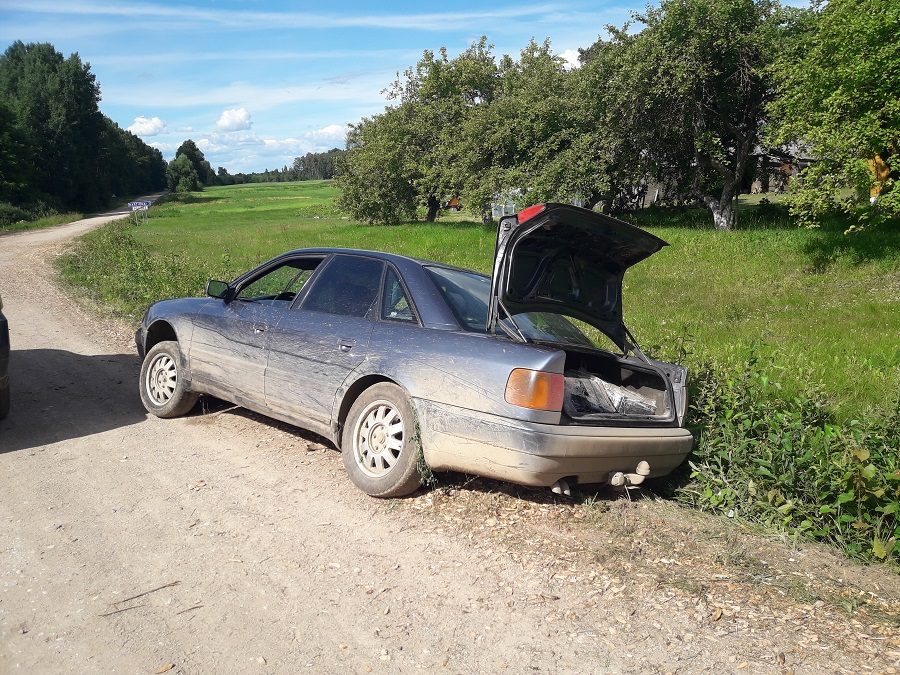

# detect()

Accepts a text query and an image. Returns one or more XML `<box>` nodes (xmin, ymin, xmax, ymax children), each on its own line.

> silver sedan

<box><xmin>135</xmin><ymin>203</ymin><xmax>693</xmax><ymax>497</ymax></box>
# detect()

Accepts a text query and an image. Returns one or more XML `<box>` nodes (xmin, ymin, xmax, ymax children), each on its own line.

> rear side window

<box><xmin>381</xmin><ymin>268</ymin><xmax>415</xmax><ymax>323</ymax></box>
<box><xmin>302</xmin><ymin>255</ymin><xmax>385</xmax><ymax>317</ymax></box>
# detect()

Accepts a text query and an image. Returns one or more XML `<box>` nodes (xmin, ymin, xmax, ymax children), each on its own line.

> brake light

<box><xmin>505</xmin><ymin>368</ymin><xmax>565</xmax><ymax>411</ymax></box>
<box><xmin>517</xmin><ymin>203</ymin><xmax>546</xmax><ymax>224</ymax></box>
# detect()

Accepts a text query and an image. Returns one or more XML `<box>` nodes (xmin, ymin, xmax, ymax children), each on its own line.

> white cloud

<box><xmin>148</xmin><ymin>141</ymin><xmax>176</xmax><ymax>152</ymax></box>
<box><xmin>215</xmin><ymin>107</ymin><xmax>252</xmax><ymax>132</ymax></box>
<box><xmin>305</xmin><ymin>123</ymin><xmax>345</xmax><ymax>144</ymax></box>
<box><xmin>559</xmin><ymin>49</ymin><xmax>581</xmax><ymax>70</ymax></box>
<box><xmin>126</xmin><ymin>115</ymin><xmax>166</xmax><ymax>136</ymax></box>
<box><xmin>262</xmin><ymin>138</ymin><xmax>304</xmax><ymax>152</ymax></box>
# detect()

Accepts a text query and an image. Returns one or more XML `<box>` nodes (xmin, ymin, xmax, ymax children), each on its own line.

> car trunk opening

<box><xmin>559</xmin><ymin>348</ymin><xmax>677</xmax><ymax>425</ymax></box>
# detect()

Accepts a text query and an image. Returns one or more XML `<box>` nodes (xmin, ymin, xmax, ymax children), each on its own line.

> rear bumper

<box><xmin>413</xmin><ymin>399</ymin><xmax>693</xmax><ymax>487</ymax></box>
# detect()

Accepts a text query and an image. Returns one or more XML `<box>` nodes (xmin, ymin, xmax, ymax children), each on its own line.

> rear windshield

<box><xmin>426</xmin><ymin>266</ymin><xmax>596</xmax><ymax>349</ymax></box>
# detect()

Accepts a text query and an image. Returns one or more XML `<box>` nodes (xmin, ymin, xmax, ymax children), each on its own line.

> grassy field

<box><xmin>96</xmin><ymin>180</ymin><xmax>899</xmax><ymax>420</ymax></box>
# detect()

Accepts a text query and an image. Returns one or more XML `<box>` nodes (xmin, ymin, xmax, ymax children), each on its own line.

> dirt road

<box><xmin>1</xmin><ymin>204</ymin><xmax>897</xmax><ymax>674</ymax></box>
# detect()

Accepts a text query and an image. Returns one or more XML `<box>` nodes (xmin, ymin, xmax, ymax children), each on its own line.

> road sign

<box><xmin>128</xmin><ymin>200</ymin><xmax>151</xmax><ymax>209</ymax></box>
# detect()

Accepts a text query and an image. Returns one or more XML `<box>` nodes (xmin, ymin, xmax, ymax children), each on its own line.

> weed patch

<box><xmin>676</xmin><ymin>351</ymin><xmax>900</xmax><ymax>563</ymax></box>
<box><xmin>58</xmin><ymin>219</ymin><xmax>230</xmax><ymax>319</ymax></box>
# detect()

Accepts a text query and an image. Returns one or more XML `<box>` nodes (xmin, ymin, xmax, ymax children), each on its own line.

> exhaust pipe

<box><xmin>551</xmin><ymin>478</ymin><xmax>572</xmax><ymax>497</ymax></box>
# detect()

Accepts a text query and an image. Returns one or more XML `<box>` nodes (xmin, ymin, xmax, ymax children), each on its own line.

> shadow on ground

<box><xmin>802</xmin><ymin>219</ymin><xmax>900</xmax><ymax>270</ymax></box>
<box><xmin>0</xmin><ymin>349</ymin><xmax>146</xmax><ymax>453</ymax></box>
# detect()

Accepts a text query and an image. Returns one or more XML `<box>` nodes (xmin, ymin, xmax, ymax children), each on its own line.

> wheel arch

<box><xmin>145</xmin><ymin>320</ymin><xmax>178</xmax><ymax>353</ymax></box>
<box><xmin>334</xmin><ymin>374</ymin><xmax>403</xmax><ymax>449</ymax></box>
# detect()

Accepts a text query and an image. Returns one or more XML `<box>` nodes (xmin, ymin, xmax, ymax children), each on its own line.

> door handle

<box><xmin>253</xmin><ymin>323</ymin><xmax>269</xmax><ymax>334</ymax></box>
<box><xmin>338</xmin><ymin>339</ymin><xmax>354</xmax><ymax>352</ymax></box>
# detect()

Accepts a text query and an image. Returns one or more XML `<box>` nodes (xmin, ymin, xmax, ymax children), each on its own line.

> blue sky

<box><xmin>1</xmin><ymin>1</ymin><xmax>638</xmax><ymax>172</ymax></box>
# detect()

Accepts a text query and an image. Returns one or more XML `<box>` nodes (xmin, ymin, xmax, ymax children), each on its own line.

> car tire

<box><xmin>0</xmin><ymin>380</ymin><xmax>8</xmax><ymax>420</ymax></box>
<box><xmin>139</xmin><ymin>340</ymin><xmax>199</xmax><ymax>418</ymax></box>
<box><xmin>342</xmin><ymin>382</ymin><xmax>423</xmax><ymax>498</ymax></box>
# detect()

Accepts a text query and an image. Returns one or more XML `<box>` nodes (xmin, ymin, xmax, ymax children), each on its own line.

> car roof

<box><xmin>282</xmin><ymin>247</ymin><xmax>483</xmax><ymax>276</ymax></box>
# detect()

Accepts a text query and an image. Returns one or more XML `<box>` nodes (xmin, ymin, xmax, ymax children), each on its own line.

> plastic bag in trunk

<box><xmin>564</xmin><ymin>372</ymin><xmax>658</xmax><ymax>417</ymax></box>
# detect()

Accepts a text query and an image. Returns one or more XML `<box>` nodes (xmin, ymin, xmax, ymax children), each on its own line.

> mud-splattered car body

<box><xmin>136</xmin><ymin>203</ymin><xmax>693</xmax><ymax>496</ymax></box>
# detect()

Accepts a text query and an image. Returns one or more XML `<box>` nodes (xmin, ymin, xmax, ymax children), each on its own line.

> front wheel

<box><xmin>342</xmin><ymin>383</ymin><xmax>423</xmax><ymax>498</ymax></box>
<box><xmin>139</xmin><ymin>340</ymin><xmax>198</xmax><ymax>418</ymax></box>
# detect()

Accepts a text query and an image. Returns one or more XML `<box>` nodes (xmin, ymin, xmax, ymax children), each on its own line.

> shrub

<box><xmin>678</xmin><ymin>351</ymin><xmax>899</xmax><ymax>562</ymax></box>
<box><xmin>0</xmin><ymin>201</ymin><xmax>30</xmax><ymax>226</ymax></box>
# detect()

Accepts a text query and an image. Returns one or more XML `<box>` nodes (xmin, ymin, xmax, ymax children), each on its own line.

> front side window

<box><xmin>236</xmin><ymin>258</ymin><xmax>321</xmax><ymax>305</ymax></box>
<box><xmin>381</xmin><ymin>268</ymin><xmax>415</xmax><ymax>323</ymax></box>
<box><xmin>302</xmin><ymin>255</ymin><xmax>385</xmax><ymax>317</ymax></box>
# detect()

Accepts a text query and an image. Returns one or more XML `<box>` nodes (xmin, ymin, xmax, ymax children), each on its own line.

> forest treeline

<box><xmin>0</xmin><ymin>41</ymin><xmax>166</xmax><ymax>223</ymax></box>
<box><xmin>165</xmin><ymin>143</ymin><xmax>344</xmax><ymax>191</ymax></box>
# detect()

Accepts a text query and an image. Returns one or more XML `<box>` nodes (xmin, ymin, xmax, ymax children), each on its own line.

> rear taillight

<box><xmin>516</xmin><ymin>203</ymin><xmax>546</xmax><ymax>224</ymax></box>
<box><xmin>505</xmin><ymin>368</ymin><xmax>564</xmax><ymax>411</ymax></box>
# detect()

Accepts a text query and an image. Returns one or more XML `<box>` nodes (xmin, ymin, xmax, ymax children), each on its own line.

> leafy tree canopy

<box><xmin>166</xmin><ymin>153</ymin><xmax>200</xmax><ymax>194</ymax></box>
<box><xmin>768</xmin><ymin>0</ymin><xmax>900</xmax><ymax>229</ymax></box>
<box><xmin>175</xmin><ymin>139</ymin><xmax>216</xmax><ymax>187</ymax></box>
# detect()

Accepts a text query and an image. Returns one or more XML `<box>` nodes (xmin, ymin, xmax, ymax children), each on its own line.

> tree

<box><xmin>459</xmin><ymin>41</ymin><xmax>581</xmax><ymax>213</ymax></box>
<box><xmin>768</xmin><ymin>0</ymin><xmax>900</xmax><ymax>229</ymax></box>
<box><xmin>174</xmin><ymin>139</ymin><xmax>215</xmax><ymax>186</ymax></box>
<box><xmin>336</xmin><ymin>108</ymin><xmax>418</xmax><ymax>223</ymax></box>
<box><xmin>582</xmin><ymin>0</ymin><xmax>791</xmax><ymax>229</ymax></box>
<box><xmin>166</xmin><ymin>154</ymin><xmax>200</xmax><ymax>193</ymax></box>
<box><xmin>291</xmin><ymin>148</ymin><xmax>345</xmax><ymax>180</ymax></box>
<box><xmin>386</xmin><ymin>38</ymin><xmax>500</xmax><ymax>221</ymax></box>
<box><xmin>0</xmin><ymin>41</ymin><xmax>165</xmax><ymax>211</ymax></box>
<box><xmin>0</xmin><ymin>41</ymin><xmax>104</xmax><ymax>209</ymax></box>
<box><xmin>216</xmin><ymin>166</ymin><xmax>234</xmax><ymax>186</ymax></box>
<box><xmin>338</xmin><ymin>37</ymin><xmax>499</xmax><ymax>223</ymax></box>
<box><xmin>0</xmin><ymin>99</ymin><xmax>32</xmax><ymax>203</ymax></box>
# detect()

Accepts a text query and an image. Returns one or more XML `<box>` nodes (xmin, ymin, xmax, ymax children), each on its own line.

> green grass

<box><xmin>62</xmin><ymin>180</ymin><xmax>899</xmax><ymax>420</ymax></box>
<box><xmin>0</xmin><ymin>211</ymin><xmax>83</xmax><ymax>233</ymax></box>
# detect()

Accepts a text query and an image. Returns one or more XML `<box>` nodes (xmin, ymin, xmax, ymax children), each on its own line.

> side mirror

<box><xmin>206</xmin><ymin>279</ymin><xmax>231</xmax><ymax>300</ymax></box>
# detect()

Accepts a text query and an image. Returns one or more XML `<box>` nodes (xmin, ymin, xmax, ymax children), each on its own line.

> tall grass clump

<box><xmin>677</xmin><ymin>351</ymin><xmax>899</xmax><ymax>563</ymax></box>
<box><xmin>58</xmin><ymin>219</ymin><xmax>222</xmax><ymax>318</ymax></box>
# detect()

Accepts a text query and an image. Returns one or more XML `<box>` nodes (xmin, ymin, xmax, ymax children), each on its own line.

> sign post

<box><xmin>128</xmin><ymin>200</ymin><xmax>151</xmax><ymax>225</ymax></box>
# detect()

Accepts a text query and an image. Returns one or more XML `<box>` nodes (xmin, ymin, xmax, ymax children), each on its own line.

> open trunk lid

<box><xmin>487</xmin><ymin>203</ymin><xmax>668</xmax><ymax>350</ymax></box>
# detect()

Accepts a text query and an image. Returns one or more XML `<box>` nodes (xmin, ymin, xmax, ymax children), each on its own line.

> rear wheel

<box><xmin>342</xmin><ymin>383</ymin><xmax>422</xmax><ymax>498</ymax></box>
<box><xmin>139</xmin><ymin>340</ymin><xmax>198</xmax><ymax>418</ymax></box>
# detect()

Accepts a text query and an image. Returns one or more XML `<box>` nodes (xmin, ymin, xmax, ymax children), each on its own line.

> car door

<box><xmin>189</xmin><ymin>258</ymin><xmax>319</xmax><ymax>407</ymax></box>
<box><xmin>265</xmin><ymin>254</ymin><xmax>385</xmax><ymax>430</ymax></box>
